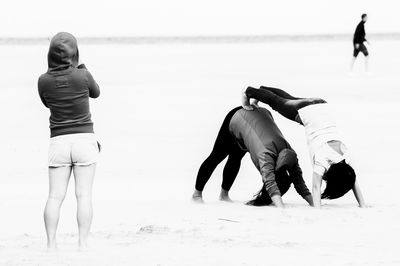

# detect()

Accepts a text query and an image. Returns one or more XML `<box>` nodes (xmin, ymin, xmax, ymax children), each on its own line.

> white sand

<box><xmin>0</xmin><ymin>40</ymin><xmax>399</xmax><ymax>265</ymax></box>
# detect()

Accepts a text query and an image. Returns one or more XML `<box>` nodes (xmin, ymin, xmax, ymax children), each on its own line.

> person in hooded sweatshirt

<box><xmin>192</xmin><ymin>106</ymin><xmax>313</xmax><ymax>207</ymax></box>
<box><xmin>38</xmin><ymin>32</ymin><xmax>100</xmax><ymax>250</ymax></box>
<box><xmin>350</xmin><ymin>14</ymin><xmax>369</xmax><ymax>71</ymax></box>
<box><xmin>242</xmin><ymin>86</ymin><xmax>366</xmax><ymax>208</ymax></box>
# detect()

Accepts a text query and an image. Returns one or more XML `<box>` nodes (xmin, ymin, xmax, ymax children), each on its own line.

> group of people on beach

<box><xmin>38</xmin><ymin>15</ymin><xmax>369</xmax><ymax>250</ymax></box>
<box><xmin>192</xmin><ymin>87</ymin><xmax>365</xmax><ymax>209</ymax></box>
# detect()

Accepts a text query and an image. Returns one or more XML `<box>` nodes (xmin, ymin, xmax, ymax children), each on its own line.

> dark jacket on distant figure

<box><xmin>38</xmin><ymin>32</ymin><xmax>100</xmax><ymax>138</ymax></box>
<box><xmin>229</xmin><ymin>107</ymin><xmax>311</xmax><ymax>198</ymax></box>
<box><xmin>353</xmin><ymin>21</ymin><xmax>367</xmax><ymax>45</ymax></box>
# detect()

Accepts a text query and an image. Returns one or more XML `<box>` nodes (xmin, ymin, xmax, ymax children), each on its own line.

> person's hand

<box><xmin>251</xmin><ymin>99</ymin><xmax>260</xmax><ymax>107</ymax></box>
<box><xmin>355</xmin><ymin>44</ymin><xmax>360</xmax><ymax>49</ymax></box>
<box><xmin>242</xmin><ymin>105</ymin><xmax>254</xmax><ymax>111</ymax></box>
<box><xmin>241</xmin><ymin>89</ymin><xmax>254</xmax><ymax>110</ymax></box>
<box><xmin>192</xmin><ymin>190</ymin><xmax>204</xmax><ymax>203</ymax></box>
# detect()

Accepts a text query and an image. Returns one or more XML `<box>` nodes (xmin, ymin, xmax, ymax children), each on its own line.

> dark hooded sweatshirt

<box><xmin>38</xmin><ymin>32</ymin><xmax>100</xmax><ymax>137</ymax></box>
<box><xmin>229</xmin><ymin>107</ymin><xmax>310</xmax><ymax>198</ymax></box>
<box><xmin>353</xmin><ymin>21</ymin><xmax>367</xmax><ymax>45</ymax></box>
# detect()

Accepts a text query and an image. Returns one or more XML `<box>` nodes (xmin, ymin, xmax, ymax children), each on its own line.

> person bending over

<box><xmin>242</xmin><ymin>86</ymin><xmax>366</xmax><ymax>208</ymax></box>
<box><xmin>192</xmin><ymin>106</ymin><xmax>313</xmax><ymax>207</ymax></box>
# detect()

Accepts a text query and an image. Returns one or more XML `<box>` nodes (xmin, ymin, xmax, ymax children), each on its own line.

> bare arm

<box><xmin>290</xmin><ymin>162</ymin><xmax>313</xmax><ymax>206</ymax></box>
<box><xmin>312</xmin><ymin>172</ymin><xmax>323</xmax><ymax>208</ymax></box>
<box><xmin>271</xmin><ymin>195</ymin><xmax>284</xmax><ymax>208</ymax></box>
<box><xmin>352</xmin><ymin>180</ymin><xmax>366</xmax><ymax>208</ymax></box>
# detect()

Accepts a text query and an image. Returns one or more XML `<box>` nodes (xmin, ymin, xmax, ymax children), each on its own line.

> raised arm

<box><xmin>312</xmin><ymin>172</ymin><xmax>323</xmax><ymax>208</ymax></box>
<box><xmin>352</xmin><ymin>180</ymin><xmax>366</xmax><ymax>208</ymax></box>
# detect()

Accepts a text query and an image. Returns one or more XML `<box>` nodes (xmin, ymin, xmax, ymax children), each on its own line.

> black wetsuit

<box><xmin>195</xmin><ymin>106</ymin><xmax>311</xmax><ymax>200</ymax></box>
<box><xmin>353</xmin><ymin>21</ymin><xmax>368</xmax><ymax>57</ymax></box>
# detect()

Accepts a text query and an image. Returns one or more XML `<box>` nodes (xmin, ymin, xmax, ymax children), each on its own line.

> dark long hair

<box><xmin>321</xmin><ymin>160</ymin><xmax>356</xmax><ymax>199</ymax></box>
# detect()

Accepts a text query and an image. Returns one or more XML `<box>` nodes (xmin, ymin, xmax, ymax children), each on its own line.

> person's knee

<box><xmin>205</xmin><ymin>152</ymin><xmax>227</xmax><ymax>166</ymax></box>
<box><xmin>75</xmin><ymin>190</ymin><xmax>92</xmax><ymax>201</ymax></box>
<box><xmin>48</xmin><ymin>192</ymin><xmax>66</xmax><ymax>203</ymax></box>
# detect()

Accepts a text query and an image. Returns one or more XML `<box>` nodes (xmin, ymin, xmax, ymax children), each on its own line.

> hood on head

<box><xmin>47</xmin><ymin>32</ymin><xmax>79</xmax><ymax>71</ymax></box>
<box><xmin>275</xmin><ymin>148</ymin><xmax>298</xmax><ymax>171</ymax></box>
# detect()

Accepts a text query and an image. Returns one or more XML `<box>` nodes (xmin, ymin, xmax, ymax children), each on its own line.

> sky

<box><xmin>1</xmin><ymin>0</ymin><xmax>399</xmax><ymax>37</ymax></box>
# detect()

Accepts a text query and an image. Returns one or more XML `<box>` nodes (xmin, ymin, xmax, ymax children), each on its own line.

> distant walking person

<box><xmin>242</xmin><ymin>86</ymin><xmax>366</xmax><ymax>208</ymax></box>
<box><xmin>351</xmin><ymin>14</ymin><xmax>369</xmax><ymax>71</ymax></box>
<box><xmin>38</xmin><ymin>32</ymin><xmax>100</xmax><ymax>250</ymax></box>
<box><xmin>193</xmin><ymin>106</ymin><xmax>313</xmax><ymax>208</ymax></box>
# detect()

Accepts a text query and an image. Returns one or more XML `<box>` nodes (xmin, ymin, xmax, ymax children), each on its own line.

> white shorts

<box><xmin>48</xmin><ymin>133</ymin><xmax>100</xmax><ymax>167</ymax></box>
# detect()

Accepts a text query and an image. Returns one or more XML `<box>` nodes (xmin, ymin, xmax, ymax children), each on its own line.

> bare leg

<box><xmin>44</xmin><ymin>166</ymin><xmax>72</xmax><ymax>251</ymax></box>
<box><xmin>73</xmin><ymin>164</ymin><xmax>96</xmax><ymax>250</ymax></box>
<box><xmin>350</xmin><ymin>56</ymin><xmax>357</xmax><ymax>71</ymax></box>
<box><xmin>364</xmin><ymin>55</ymin><xmax>369</xmax><ymax>72</ymax></box>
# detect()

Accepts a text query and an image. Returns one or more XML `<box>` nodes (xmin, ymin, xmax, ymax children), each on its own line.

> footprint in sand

<box><xmin>137</xmin><ymin>225</ymin><xmax>170</xmax><ymax>234</ymax></box>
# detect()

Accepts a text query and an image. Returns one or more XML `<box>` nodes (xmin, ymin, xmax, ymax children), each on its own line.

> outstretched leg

<box><xmin>220</xmin><ymin>147</ymin><xmax>247</xmax><ymax>202</ymax></box>
<box><xmin>243</xmin><ymin>86</ymin><xmax>325</xmax><ymax>122</ymax></box>
<box><xmin>259</xmin><ymin>86</ymin><xmax>302</xmax><ymax>100</ymax></box>
<box><xmin>244</xmin><ymin>87</ymin><xmax>300</xmax><ymax>121</ymax></box>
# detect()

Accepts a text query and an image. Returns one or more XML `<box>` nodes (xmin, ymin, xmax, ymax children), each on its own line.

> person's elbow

<box><xmin>91</xmin><ymin>91</ymin><xmax>100</xmax><ymax>99</ymax></box>
<box><xmin>90</xmin><ymin>87</ymin><xmax>101</xmax><ymax>98</ymax></box>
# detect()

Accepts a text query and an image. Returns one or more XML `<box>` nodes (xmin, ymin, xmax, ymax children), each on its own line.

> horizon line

<box><xmin>1</xmin><ymin>33</ymin><xmax>400</xmax><ymax>45</ymax></box>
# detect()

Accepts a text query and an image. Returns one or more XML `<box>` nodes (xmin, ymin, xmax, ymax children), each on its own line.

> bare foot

<box><xmin>46</xmin><ymin>243</ymin><xmax>58</xmax><ymax>252</ymax></box>
<box><xmin>192</xmin><ymin>195</ymin><xmax>204</xmax><ymax>203</ymax></box>
<box><xmin>79</xmin><ymin>243</ymin><xmax>90</xmax><ymax>252</ymax></box>
<box><xmin>219</xmin><ymin>194</ymin><xmax>233</xmax><ymax>202</ymax></box>
<box><xmin>192</xmin><ymin>190</ymin><xmax>204</xmax><ymax>203</ymax></box>
<box><xmin>219</xmin><ymin>189</ymin><xmax>233</xmax><ymax>202</ymax></box>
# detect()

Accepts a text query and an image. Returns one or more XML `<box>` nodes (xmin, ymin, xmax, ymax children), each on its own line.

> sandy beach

<box><xmin>0</xmin><ymin>39</ymin><xmax>399</xmax><ymax>265</ymax></box>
